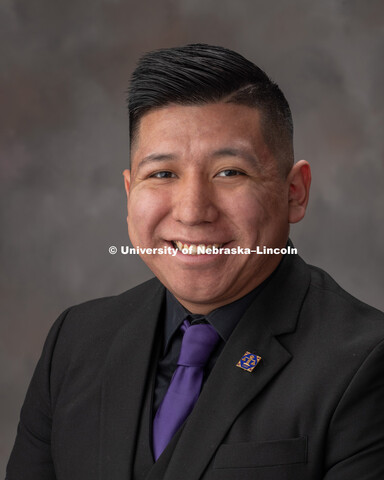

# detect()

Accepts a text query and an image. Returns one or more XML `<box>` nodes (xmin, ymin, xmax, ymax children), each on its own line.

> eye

<box><xmin>216</xmin><ymin>169</ymin><xmax>245</xmax><ymax>177</ymax></box>
<box><xmin>150</xmin><ymin>171</ymin><xmax>177</xmax><ymax>179</ymax></box>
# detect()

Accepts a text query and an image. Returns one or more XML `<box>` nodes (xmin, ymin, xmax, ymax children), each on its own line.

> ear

<box><xmin>287</xmin><ymin>160</ymin><xmax>311</xmax><ymax>224</ymax></box>
<box><xmin>122</xmin><ymin>169</ymin><xmax>131</xmax><ymax>219</ymax></box>
<box><xmin>123</xmin><ymin>169</ymin><xmax>131</xmax><ymax>196</ymax></box>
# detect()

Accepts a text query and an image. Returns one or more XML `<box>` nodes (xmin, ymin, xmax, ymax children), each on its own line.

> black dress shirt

<box><xmin>153</xmin><ymin>280</ymin><xmax>271</xmax><ymax>413</ymax></box>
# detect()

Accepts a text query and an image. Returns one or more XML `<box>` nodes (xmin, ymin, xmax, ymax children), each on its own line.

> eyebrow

<box><xmin>136</xmin><ymin>147</ymin><xmax>260</xmax><ymax>171</ymax></box>
<box><xmin>210</xmin><ymin>148</ymin><xmax>260</xmax><ymax>169</ymax></box>
<box><xmin>136</xmin><ymin>153</ymin><xmax>176</xmax><ymax>170</ymax></box>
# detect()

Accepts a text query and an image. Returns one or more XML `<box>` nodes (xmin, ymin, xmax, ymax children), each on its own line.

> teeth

<box><xmin>174</xmin><ymin>241</ymin><xmax>223</xmax><ymax>255</ymax></box>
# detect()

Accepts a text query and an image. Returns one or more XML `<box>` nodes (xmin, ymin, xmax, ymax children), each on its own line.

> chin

<box><xmin>167</xmin><ymin>279</ymin><xmax>230</xmax><ymax>307</ymax></box>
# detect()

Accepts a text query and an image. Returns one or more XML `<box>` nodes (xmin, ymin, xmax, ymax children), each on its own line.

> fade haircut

<box><xmin>127</xmin><ymin>44</ymin><xmax>294</xmax><ymax>176</ymax></box>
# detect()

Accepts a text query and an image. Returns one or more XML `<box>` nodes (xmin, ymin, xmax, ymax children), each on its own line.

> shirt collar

<box><xmin>164</xmin><ymin>276</ymin><xmax>266</xmax><ymax>354</ymax></box>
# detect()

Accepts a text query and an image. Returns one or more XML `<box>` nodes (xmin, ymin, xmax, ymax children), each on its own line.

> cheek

<box><xmin>127</xmin><ymin>187</ymin><xmax>171</xmax><ymax>243</ymax></box>
<box><xmin>222</xmin><ymin>189</ymin><xmax>269</xmax><ymax>228</ymax></box>
<box><xmin>221</xmin><ymin>187</ymin><xmax>287</xmax><ymax>236</ymax></box>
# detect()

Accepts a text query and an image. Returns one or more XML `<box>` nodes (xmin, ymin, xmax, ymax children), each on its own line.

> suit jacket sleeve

<box><xmin>324</xmin><ymin>338</ymin><xmax>384</xmax><ymax>479</ymax></box>
<box><xmin>6</xmin><ymin>308</ymin><xmax>71</xmax><ymax>480</ymax></box>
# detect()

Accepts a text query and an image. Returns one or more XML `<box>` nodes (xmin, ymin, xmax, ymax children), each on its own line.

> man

<box><xmin>7</xmin><ymin>44</ymin><xmax>384</xmax><ymax>479</ymax></box>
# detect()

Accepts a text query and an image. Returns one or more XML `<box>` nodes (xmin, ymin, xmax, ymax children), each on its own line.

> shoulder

<box><xmin>63</xmin><ymin>276</ymin><xmax>164</xmax><ymax>325</ymax></box>
<box><xmin>38</xmin><ymin>277</ymin><xmax>165</xmax><ymax>392</ymax></box>
<box><xmin>46</xmin><ymin>277</ymin><xmax>165</xmax><ymax>353</ymax></box>
<box><xmin>302</xmin><ymin>261</ymin><xmax>384</xmax><ymax>352</ymax></box>
<box><xmin>307</xmin><ymin>262</ymin><xmax>383</xmax><ymax>318</ymax></box>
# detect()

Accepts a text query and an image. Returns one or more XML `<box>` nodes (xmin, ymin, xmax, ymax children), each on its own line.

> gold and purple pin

<box><xmin>236</xmin><ymin>351</ymin><xmax>262</xmax><ymax>372</ymax></box>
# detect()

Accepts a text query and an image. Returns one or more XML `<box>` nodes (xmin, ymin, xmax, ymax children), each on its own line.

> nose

<box><xmin>172</xmin><ymin>175</ymin><xmax>219</xmax><ymax>225</ymax></box>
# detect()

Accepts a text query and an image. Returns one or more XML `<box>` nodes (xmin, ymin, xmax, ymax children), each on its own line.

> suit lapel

<box><xmin>99</xmin><ymin>279</ymin><xmax>165</xmax><ymax>480</ymax></box>
<box><xmin>160</xmin><ymin>311</ymin><xmax>291</xmax><ymax>480</ymax></box>
<box><xmin>152</xmin><ymin>254</ymin><xmax>311</xmax><ymax>480</ymax></box>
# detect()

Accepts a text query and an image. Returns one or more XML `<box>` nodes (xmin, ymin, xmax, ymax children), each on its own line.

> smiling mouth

<box><xmin>172</xmin><ymin>240</ymin><xmax>224</xmax><ymax>255</ymax></box>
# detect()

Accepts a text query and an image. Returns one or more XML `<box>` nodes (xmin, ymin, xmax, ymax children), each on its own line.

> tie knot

<box><xmin>178</xmin><ymin>320</ymin><xmax>220</xmax><ymax>367</ymax></box>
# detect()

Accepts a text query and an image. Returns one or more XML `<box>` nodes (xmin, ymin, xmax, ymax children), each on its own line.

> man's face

<box><xmin>124</xmin><ymin>103</ymin><xmax>294</xmax><ymax>313</ymax></box>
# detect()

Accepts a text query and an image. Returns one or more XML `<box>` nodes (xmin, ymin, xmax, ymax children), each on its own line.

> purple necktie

<box><xmin>152</xmin><ymin>319</ymin><xmax>220</xmax><ymax>460</ymax></box>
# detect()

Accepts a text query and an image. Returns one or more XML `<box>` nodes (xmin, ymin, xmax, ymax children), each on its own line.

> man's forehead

<box><xmin>131</xmin><ymin>103</ymin><xmax>266</xmax><ymax>159</ymax></box>
<box><xmin>138</xmin><ymin>102</ymin><xmax>262</xmax><ymax>129</ymax></box>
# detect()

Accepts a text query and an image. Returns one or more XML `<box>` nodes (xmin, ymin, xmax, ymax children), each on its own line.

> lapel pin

<box><xmin>236</xmin><ymin>351</ymin><xmax>262</xmax><ymax>372</ymax></box>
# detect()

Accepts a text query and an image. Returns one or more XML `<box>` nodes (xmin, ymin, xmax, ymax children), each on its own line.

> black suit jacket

<box><xmin>6</xmin><ymin>254</ymin><xmax>384</xmax><ymax>479</ymax></box>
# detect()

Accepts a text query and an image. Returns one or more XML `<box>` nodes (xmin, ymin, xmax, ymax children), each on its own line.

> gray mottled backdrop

<box><xmin>1</xmin><ymin>0</ymin><xmax>383</xmax><ymax>474</ymax></box>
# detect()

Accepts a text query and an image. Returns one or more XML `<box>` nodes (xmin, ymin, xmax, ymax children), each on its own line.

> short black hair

<box><xmin>127</xmin><ymin>43</ymin><xmax>294</xmax><ymax>176</ymax></box>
